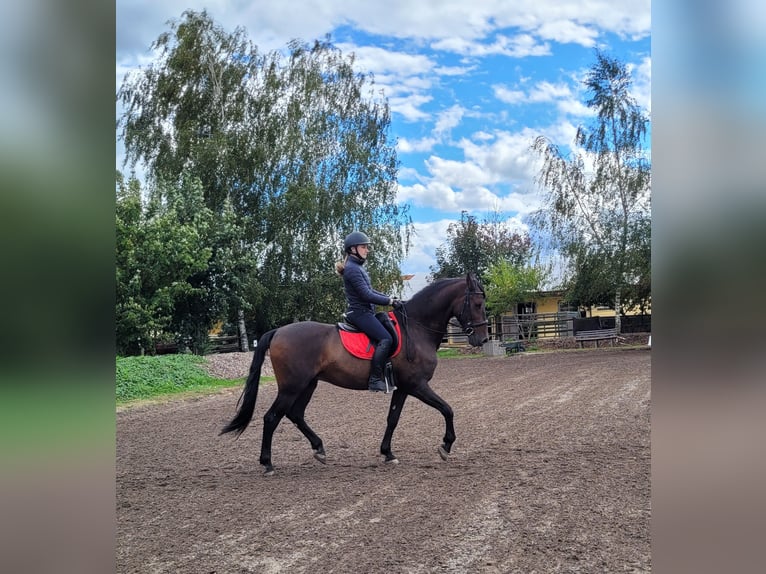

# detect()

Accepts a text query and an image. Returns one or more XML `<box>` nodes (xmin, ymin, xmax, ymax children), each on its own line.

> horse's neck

<box><xmin>410</xmin><ymin>284</ymin><xmax>460</xmax><ymax>329</ymax></box>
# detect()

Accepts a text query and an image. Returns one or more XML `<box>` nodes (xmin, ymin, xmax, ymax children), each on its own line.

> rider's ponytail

<box><xmin>334</xmin><ymin>256</ymin><xmax>347</xmax><ymax>275</ymax></box>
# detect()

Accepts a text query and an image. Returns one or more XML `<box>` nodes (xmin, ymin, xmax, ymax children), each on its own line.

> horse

<box><xmin>220</xmin><ymin>272</ymin><xmax>489</xmax><ymax>475</ymax></box>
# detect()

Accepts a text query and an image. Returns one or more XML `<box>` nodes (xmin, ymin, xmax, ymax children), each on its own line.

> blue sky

<box><xmin>116</xmin><ymin>1</ymin><xmax>651</xmax><ymax>285</ymax></box>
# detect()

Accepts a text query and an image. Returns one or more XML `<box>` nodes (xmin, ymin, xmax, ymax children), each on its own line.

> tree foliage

<box><xmin>116</xmin><ymin>171</ymin><xmax>253</xmax><ymax>355</ymax></box>
<box><xmin>117</xmin><ymin>10</ymin><xmax>410</xmax><ymax>347</ymax></box>
<box><xmin>484</xmin><ymin>261</ymin><xmax>547</xmax><ymax>317</ymax></box>
<box><xmin>430</xmin><ymin>211</ymin><xmax>532</xmax><ymax>280</ymax></box>
<box><xmin>530</xmin><ymin>51</ymin><xmax>651</xmax><ymax>327</ymax></box>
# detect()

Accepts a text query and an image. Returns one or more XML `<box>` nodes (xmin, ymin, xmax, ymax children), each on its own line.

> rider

<box><xmin>335</xmin><ymin>231</ymin><xmax>400</xmax><ymax>393</ymax></box>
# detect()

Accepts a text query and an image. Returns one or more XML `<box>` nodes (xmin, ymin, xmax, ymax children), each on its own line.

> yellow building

<box><xmin>523</xmin><ymin>289</ymin><xmax>650</xmax><ymax>318</ymax></box>
<box><xmin>494</xmin><ymin>290</ymin><xmax>650</xmax><ymax>341</ymax></box>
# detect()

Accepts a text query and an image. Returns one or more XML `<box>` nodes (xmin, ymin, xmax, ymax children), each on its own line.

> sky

<box><xmin>116</xmin><ymin>1</ymin><xmax>651</xmax><ymax>289</ymax></box>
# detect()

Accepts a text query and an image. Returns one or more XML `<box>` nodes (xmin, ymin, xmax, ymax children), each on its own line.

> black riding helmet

<box><xmin>344</xmin><ymin>231</ymin><xmax>371</xmax><ymax>253</ymax></box>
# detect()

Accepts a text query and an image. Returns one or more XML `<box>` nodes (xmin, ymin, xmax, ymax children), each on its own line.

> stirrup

<box><xmin>384</xmin><ymin>362</ymin><xmax>397</xmax><ymax>392</ymax></box>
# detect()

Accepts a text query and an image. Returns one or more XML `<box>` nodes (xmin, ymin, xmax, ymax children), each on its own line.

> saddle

<box><xmin>337</xmin><ymin>311</ymin><xmax>402</xmax><ymax>360</ymax></box>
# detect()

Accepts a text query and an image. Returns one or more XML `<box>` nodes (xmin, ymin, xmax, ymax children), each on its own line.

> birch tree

<box><xmin>531</xmin><ymin>52</ymin><xmax>651</xmax><ymax>331</ymax></box>
<box><xmin>117</xmin><ymin>10</ymin><xmax>410</xmax><ymax>336</ymax></box>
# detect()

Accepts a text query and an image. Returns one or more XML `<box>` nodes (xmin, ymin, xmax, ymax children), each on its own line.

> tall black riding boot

<box><xmin>368</xmin><ymin>339</ymin><xmax>393</xmax><ymax>392</ymax></box>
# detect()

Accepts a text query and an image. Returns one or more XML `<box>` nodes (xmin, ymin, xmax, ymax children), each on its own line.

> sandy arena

<box><xmin>117</xmin><ymin>346</ymin><xmax>650</xmax><ymax>573</ymax></box>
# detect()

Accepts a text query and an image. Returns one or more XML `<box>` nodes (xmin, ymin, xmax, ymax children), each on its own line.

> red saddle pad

<box><xmin>338</xmin><ymin>312</ymin><xmax>402</xmax><ymax>360</ymax></box>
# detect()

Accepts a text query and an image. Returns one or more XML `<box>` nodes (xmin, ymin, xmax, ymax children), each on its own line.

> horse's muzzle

<box><xmin>468</xmin><ymin>332</ymin><xmax>489</xmax><ymax>347</ymax></box>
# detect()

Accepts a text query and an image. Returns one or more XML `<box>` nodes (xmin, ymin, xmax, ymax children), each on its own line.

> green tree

<box><xmin>116</xmin><ymin>171</ymin><xmax>253</xmax><ymax>355</ymax></box>
<box><xmin>565</xmin><ymin>214</ymin><xmax>650</xmax><ymax>314</ymax></box>
<box><xmin>116</xmin><ymin>172</ymin><xmax>155</xmax><ymax>355</ymax></box>
<box><xmin>430</xmin><ymin>211</ymin><xmax>532</xmax><ymax>280</ymax></box>
<box><xmin>116</xmin><ymin>172</ymin><xmax>211</xmax><ymax>354</ymax></box>
<box><xmin>117</xmin><ymin>10</ymin><xmax>410</xmax><ymax>336</ymax></box>
<box><xmin>484</xmin><ymin>260</ymin><xmax>546</xmax><ymax>318</ymax></box>
<box><xmin>481</xmin><ymin>209</ymin><xmax>534</xmax><ymax>267</ymax></box>
<box><xmin>431</xmin><ymin>212</ymin><xmax>483</xmax><ymax>279</ymax></box>
<box><xmin>531</xmin><ymin>51</ymin><xmax>651</xmax><ymax>331</ymax></box>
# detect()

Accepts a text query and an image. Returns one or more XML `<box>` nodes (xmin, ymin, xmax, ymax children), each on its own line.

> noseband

<box><xmin>456</xmin><ymin>288</ymin><xmax>488</xmax><ymax>336</ymax></box>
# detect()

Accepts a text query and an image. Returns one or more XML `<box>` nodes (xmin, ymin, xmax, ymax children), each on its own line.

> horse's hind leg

<box><xmin>380</xmin><ymin>391</ymin><xmax>408</xmax><ymax>463</ymax></box>
<box><xmin>260</xmin><ymin>392</ymin><xmax>297</xmax><ymax>475</ymax></box>
<box><xmin>286</xmin><ymin>379</ymin><xmax>326</xmax><ymax>464</ymax></box>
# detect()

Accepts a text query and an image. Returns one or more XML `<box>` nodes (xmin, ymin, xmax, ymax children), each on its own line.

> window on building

<box><xmin>517</xmin><ymin>302</ymin><xmax>536</xmax><ymax>315</ymax></box>
<box><xmin>558</xmin><ymin>301</ymin><xmax>577</xmax><ymax>312</ymax></box>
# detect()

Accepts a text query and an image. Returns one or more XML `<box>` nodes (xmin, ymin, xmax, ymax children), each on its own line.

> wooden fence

<box><xmin>155</xmin><ymin>312</ymin><xmax>651</xmax><ymax>354</ymax></box>
<box><xmin>154</xmin><ymin>334</ymin><xmax>243</xmax><ymax>355</ymax></box>
<box><xmin>207</xmin><ymin>334</ymin><xmax>241</xmax><ymax>354</ymax></box>
<box><xmin>441</xmin><ymin>312</ymin><xmax>579</xmax><ymax>347</ymax></box>
<box><xmin>500</xmin><ymin>312</ymin><xmax>579</xmax><ymax>341</ymax></box>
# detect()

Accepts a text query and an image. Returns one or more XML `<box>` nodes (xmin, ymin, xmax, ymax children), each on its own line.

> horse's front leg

<box><xmin>380</xmin><ymin>390</ymin><xmax>408</xmax><ymax>463</ymax></box>
<box><xmin>409</xmin><ymin>384</ymin><xmax>455</xmax><ymax>460</ymax></box>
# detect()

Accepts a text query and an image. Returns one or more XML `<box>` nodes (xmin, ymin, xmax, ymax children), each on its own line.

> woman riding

<box><xmin>335</xmin><ymin>231</ymin><xmax>400</xmax><ymax>393</ymax></box>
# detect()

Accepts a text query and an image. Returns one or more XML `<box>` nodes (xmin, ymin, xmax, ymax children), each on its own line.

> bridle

<box><xmin>454</xmin><ymin>288</ymin><xmax>489</xmax><ymax>336</ymax></box>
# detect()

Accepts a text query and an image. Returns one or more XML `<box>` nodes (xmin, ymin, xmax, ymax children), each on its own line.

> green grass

<box><xmin>436</xmin><ymin>347</ymin><xmax>484</xmax><ymax>359</ymax></box>
<box><xmin>116</xmin><ymin>354</ymin><xmax>243</xmax><ymax>405</ymax></box>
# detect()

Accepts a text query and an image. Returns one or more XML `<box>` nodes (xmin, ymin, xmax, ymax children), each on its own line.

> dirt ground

<box><xmin>116</xmin><ymin>346</ymin><xmax>651</xmax><ymax>573</ymax></box>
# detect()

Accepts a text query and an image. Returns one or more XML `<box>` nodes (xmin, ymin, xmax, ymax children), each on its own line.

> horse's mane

<box><xmin>408</xmin><ymin>277</ymin><xmax>462</xmax><ymax>306</ymax></box>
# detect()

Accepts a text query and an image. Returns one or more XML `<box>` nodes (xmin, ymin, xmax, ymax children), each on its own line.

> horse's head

<box><xmin>455</xmin><ymin>273</ymin><xmax>489</xmax><ymax>347</ymax></box>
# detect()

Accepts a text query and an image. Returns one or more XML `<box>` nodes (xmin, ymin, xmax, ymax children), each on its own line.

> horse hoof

<box><xmin>263</xmin><ymin>466</ymin><xmax>275</xmax><ymax>476</ymax></box>
<box><xmin>313</xmin><ymin>450</ymin><xmax>327</xmax><ymax>464</ymax></box>
<box><xmin>384</xmin><ymin>456</ymin><xmax>399</xmax><ymax>465</ymax></box>
<box><xmin>438</xmin><ymin>446</ymin><xmax>450</xmax><ymax>461</ymax></box>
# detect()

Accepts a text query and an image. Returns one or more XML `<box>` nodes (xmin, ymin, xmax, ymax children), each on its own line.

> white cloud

<box><xmin>395</xmin><ymin>125</ymin><xmax>554</xmax><ymax>219</ymax></box>
<box><xmin>400</xmin><ymin>219</ymin><xmax>454</xmax><ymax>275</ymax></box>
<box><xmin>388</xmin><ymin>94</ymin><xmax>433</xmax><ymax>122</ymax></box>
<box><xmin>491</xmin><ymin>78</ymin><xmax>594</xmax><ymax>125</ymax></box>
<box><xmin>434</xmin><ymin>64</ymin><xmax>477</xmax><ymax>76</ymax></box>
<box><xmin>117</xmin><ymin>1</ymin><xmax>651</xmax><ymax>60</ymax></box>
<box><xmin>556</xmin><ymin>99</ymin><xmax>592</xmax><ymax>117</ymax></box>
<box><xmin>528</xmin><ymin>81</ymin><xmax>572</xmax><ymax>102</ymax></box>
<box><xmin>459</xmin><ymin>129</ymin><xmax>540</xmax><ymax>182</ymax></box>
<box><xmin>433</xmin><ymin>105</ymin><xmax>466</xmax><ymax>137</ymax></box>
<box><xmin>337</xmin><ymin>43</ymin><xmax>434</xmax><ymax>76</ymax></box>
<box><xmin>431</xmin><ymin>33</ymin><xmax>551</xmax><ymax>58</ymax></box>
<box><xmin>493</xmin><ymin>79</ymin><xmax>580</xmax><ymax>110</ymax></box>
<box><xmin>396</xmin><ymin>106</ymin><xmax>470</xmax><ymax>153</ymax></box>
<box><xmin>630</xmin><ymin>56</ymin><xmax>652</xmax><ymax>114</ymax></box>
<box><xmin>472</xmin><ymin>131</ymin><xmax>495</xmax><ymax>141</ymax></box>
<box><xmin>493</xmin><ymin>85</ymin><xmax>526</xmax><ymax>104</ymax></box>
<box><xmin>397</xmin><ymin>166</ymin><xmax>423</xmax><ymax>181</ymax></box>
<box><xmin>426</xmin><ymin>156</ymin><xmax>494</xmax><ymax>188</ymax></box>
<box><xmin>397</xmin><ymin>137</ymin><xmax>438</xmax><ymax>153</ymax></box>
<box><xmin>536</xmin><ymin>20</ymin><xmax>599</xmax><ymax>47</ymax></box>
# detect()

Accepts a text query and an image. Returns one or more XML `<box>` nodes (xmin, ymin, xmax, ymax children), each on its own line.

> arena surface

<box><xmin>117</xmin><ymin>347</ymin><xmax>650</xmax><ymax>573</ymax></box>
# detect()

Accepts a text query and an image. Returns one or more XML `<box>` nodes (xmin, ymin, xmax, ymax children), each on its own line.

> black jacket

<box><xmin>343</xmin><ymin>256</ymin><xmax>390</xmax><ymax>312</ymax></box>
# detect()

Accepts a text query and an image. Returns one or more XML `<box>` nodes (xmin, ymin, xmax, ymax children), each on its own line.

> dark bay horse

<box><xmin>220</xmin><ymin>273</ymin><xmax>489</xmax><ymax>475</ymax></box>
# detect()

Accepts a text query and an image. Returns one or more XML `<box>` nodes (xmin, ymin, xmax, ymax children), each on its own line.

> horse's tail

<box><xmin>220</xmin><ymin>329</ymin><xmax>277</xmax><ymax>437</ymax></box>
